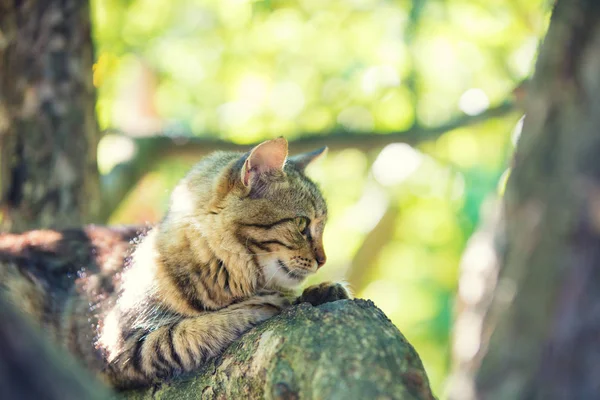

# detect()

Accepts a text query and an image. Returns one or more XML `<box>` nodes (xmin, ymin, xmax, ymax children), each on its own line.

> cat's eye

<box><xmin>295</xmin><ymin>216</ymin><xmax>310</xmax><ymax>236</ymax></box>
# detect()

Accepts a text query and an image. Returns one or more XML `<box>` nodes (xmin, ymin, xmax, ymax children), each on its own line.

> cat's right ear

<box><xmin>289</xmin><ymin>146</ymin><xmax>328</xmax><ymax>172</ymax></box>
<box><xmin>240</xmin><ymin>137</ymin><xmax>288</xmax><ymax>188</ymax></box>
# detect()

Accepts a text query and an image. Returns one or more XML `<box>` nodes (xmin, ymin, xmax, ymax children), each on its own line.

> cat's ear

<box><xmin>241</xmin><ymin>137</ymin><xmax>288</xmax><ymax>187</ymax></box>
<box><xmin>289</xmin><ymin>146</ymin><xmax>328</xmax><ymax>172</ymax></box>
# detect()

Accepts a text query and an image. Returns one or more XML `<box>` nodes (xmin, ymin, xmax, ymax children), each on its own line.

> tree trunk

<box><xmin>124</xmin><ymin>299</ymin><xmax>435</xmax><ymax>400</ymax></box>
<box><xmin>0</xmin><ymin>0</ymin><xmax>100</xmax><ymax>232</ymax></box>
<box><xmin>453</xmin><ymin>1</ymin><xmax>600</xmax><ymax>398</ymax></box>
<box><xmin>0</xmin><ymin>1</ymin><xmax>110</xmax><ymax>398</ymax></box>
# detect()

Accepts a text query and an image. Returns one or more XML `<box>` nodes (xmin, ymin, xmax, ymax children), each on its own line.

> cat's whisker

<box><xmin>263</xmin><ymin>264</ymin><xmax>280</xmax><ymax>288</ymax></box>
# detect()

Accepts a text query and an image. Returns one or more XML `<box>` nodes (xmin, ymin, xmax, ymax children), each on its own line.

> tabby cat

<box><xmin>0</xmin><ymin>138</ymin><xmax>351</xmax><ymax>389</ymax></box>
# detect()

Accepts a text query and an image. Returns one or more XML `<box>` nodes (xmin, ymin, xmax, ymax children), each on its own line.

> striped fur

<box><xmin>0</xmin><ymin>138</ymin><xmax>351</xmax><ymax>389</ymax></box>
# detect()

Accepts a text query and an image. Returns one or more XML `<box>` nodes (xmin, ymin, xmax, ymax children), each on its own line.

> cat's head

<box><xmin>170</xmin><ymin>138</ymin><xmax>328</xmax><ymax>289</ymax></box>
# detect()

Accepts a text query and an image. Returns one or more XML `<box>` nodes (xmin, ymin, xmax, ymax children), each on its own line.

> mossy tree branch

<box><xmin>124</xmin><ymin>299</ymin><xmax>435</xmax><ymax>400</ymax></box>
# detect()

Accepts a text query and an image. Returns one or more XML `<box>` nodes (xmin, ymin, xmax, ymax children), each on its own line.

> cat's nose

<box><xmin>313</xmin><ymin>236</ymin><xmax>326</xmax><ymax>269</ymax></box>
<box><xmin>315</xmin><ymin>250</ymin><xmax>327</xmax><ymax>269</ymax></box>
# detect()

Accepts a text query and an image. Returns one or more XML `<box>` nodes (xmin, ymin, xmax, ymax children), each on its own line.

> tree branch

<box><xmin>123</xmin><ymin>299</ymin><xmax>435</xmax><ymax>400</ymax></box>
<box><xmin>100</xmin><ymin>100</ymin><xmax>518</xmax><ymax>222</ymax></box>
<box><xmin>138</xmin><ymin>100</ymin><xmax>517</xmax><ymax>156</ymax></box>
<box><xmin>346</xmin><ymin>205</ymin><xmax>400</xmax><ymax>295</ymax></box>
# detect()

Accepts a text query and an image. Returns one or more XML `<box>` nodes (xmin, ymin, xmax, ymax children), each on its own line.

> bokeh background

<box><xmin>91</xmin><ymin>0</ymin><xmax>550</xmax><ymax>394</ymax></box>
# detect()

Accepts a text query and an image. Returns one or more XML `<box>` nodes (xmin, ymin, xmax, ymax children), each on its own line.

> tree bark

<box><xmin>124</xmin><ymin>299</ymin><xmax>435</xmax><ymax>400</ymax></box>
<box><xmin>0</xmin><ymin>1</ymin><xmax>110</xmax><ymax>398</ymax></box>
<box><xmin>453</xmin><ymin>1</ymin><xmax>600</xmax><ymax>399</ymax></box>
<box><xmin>0</xmin><ymin>0</ymin><xmax>100</xmax><ymax>232</ymax></box>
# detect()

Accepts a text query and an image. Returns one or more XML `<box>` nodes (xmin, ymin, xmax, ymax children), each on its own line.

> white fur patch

<box><xmin>262</xmin><ymin>259</ymin><xmax>305</xmax><ymax>289</ymax></box>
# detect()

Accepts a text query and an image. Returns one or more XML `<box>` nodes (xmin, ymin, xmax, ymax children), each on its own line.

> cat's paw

<box><xmin>231</xmin><ymin>292</ymin><xmax>290</xmax><ymax>323</ymax></box>
<box><xmin>295</xmin><ymin>282</ymin><xmax>352</xmax><ymax>306</ymax></box>
<box><xmin>254</xmin><ymin>291</ymin><xmax>291</xmax><ymax>311</ymax></box>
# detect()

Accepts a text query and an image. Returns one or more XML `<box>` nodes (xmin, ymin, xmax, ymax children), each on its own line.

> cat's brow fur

<box><xmin>0</xmin><ymin>139</ymin><xmax>351</xmax><ymax>389</ymax></box>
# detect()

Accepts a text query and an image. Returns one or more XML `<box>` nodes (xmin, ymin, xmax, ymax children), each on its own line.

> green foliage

<box><xmin>92</xmin><ymin>0</ymin><xmax>550</xmax><ymax>396</ymax></box>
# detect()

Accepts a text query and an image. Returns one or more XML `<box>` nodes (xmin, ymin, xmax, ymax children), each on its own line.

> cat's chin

<box><xmin>262</xmin><ymin>259</ymin><xmax>310</xmax><ymax>289</ymax></box>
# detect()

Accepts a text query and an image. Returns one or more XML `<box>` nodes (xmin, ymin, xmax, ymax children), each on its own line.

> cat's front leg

<box><xmin>294</xmin><ymin>282</ymin><xmax>352</xmax><ymax>306</ymax></box>
<box><xmin>109</xmin><ymin>292</ymin><xmax>289</xmax><ymax>389</ymax></box>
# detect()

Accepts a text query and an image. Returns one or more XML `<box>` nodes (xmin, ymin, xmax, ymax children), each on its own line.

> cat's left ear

<box><xmin>289</xmin><ymin>146</ymin><xmax>328</xmax><ymax>172</ymax></box>
<box><xmin>241</xmin><ymin>137</ymin><xmax>288</xmax><ymax>187</ymax></box>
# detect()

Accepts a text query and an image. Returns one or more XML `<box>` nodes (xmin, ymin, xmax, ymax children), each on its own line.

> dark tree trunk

<box><xmin>0</xmin><ymin>1</ymin><xmax>110</xmax><ymax>398</ymax></box>
<box><xmin>452</xmin><ymin>1</ymin><xmax>600</xmax><ymax>399</ymax></box>
<box><xmin>0</xmin><ymin>0</ymin><xmax>100</xmax><ymax>232</ymax></box>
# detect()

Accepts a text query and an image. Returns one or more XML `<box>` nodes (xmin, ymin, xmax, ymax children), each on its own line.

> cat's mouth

<box><xmin>277</xmin><ymin>260</ymin><xmax>309</xmax><ymax>280</ymax></box>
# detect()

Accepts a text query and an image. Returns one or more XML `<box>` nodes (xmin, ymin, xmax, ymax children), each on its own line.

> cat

<box><xmin>0</xmin><ymin>137</ymin><xmax>351</xmax><ymax>390</ymax></box>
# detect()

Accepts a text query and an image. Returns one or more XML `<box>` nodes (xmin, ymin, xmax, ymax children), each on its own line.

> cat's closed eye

<box><xmin>294</xmin><ymin>216</ymin><xmax>310</xmax><ymax>236</ymax></box>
